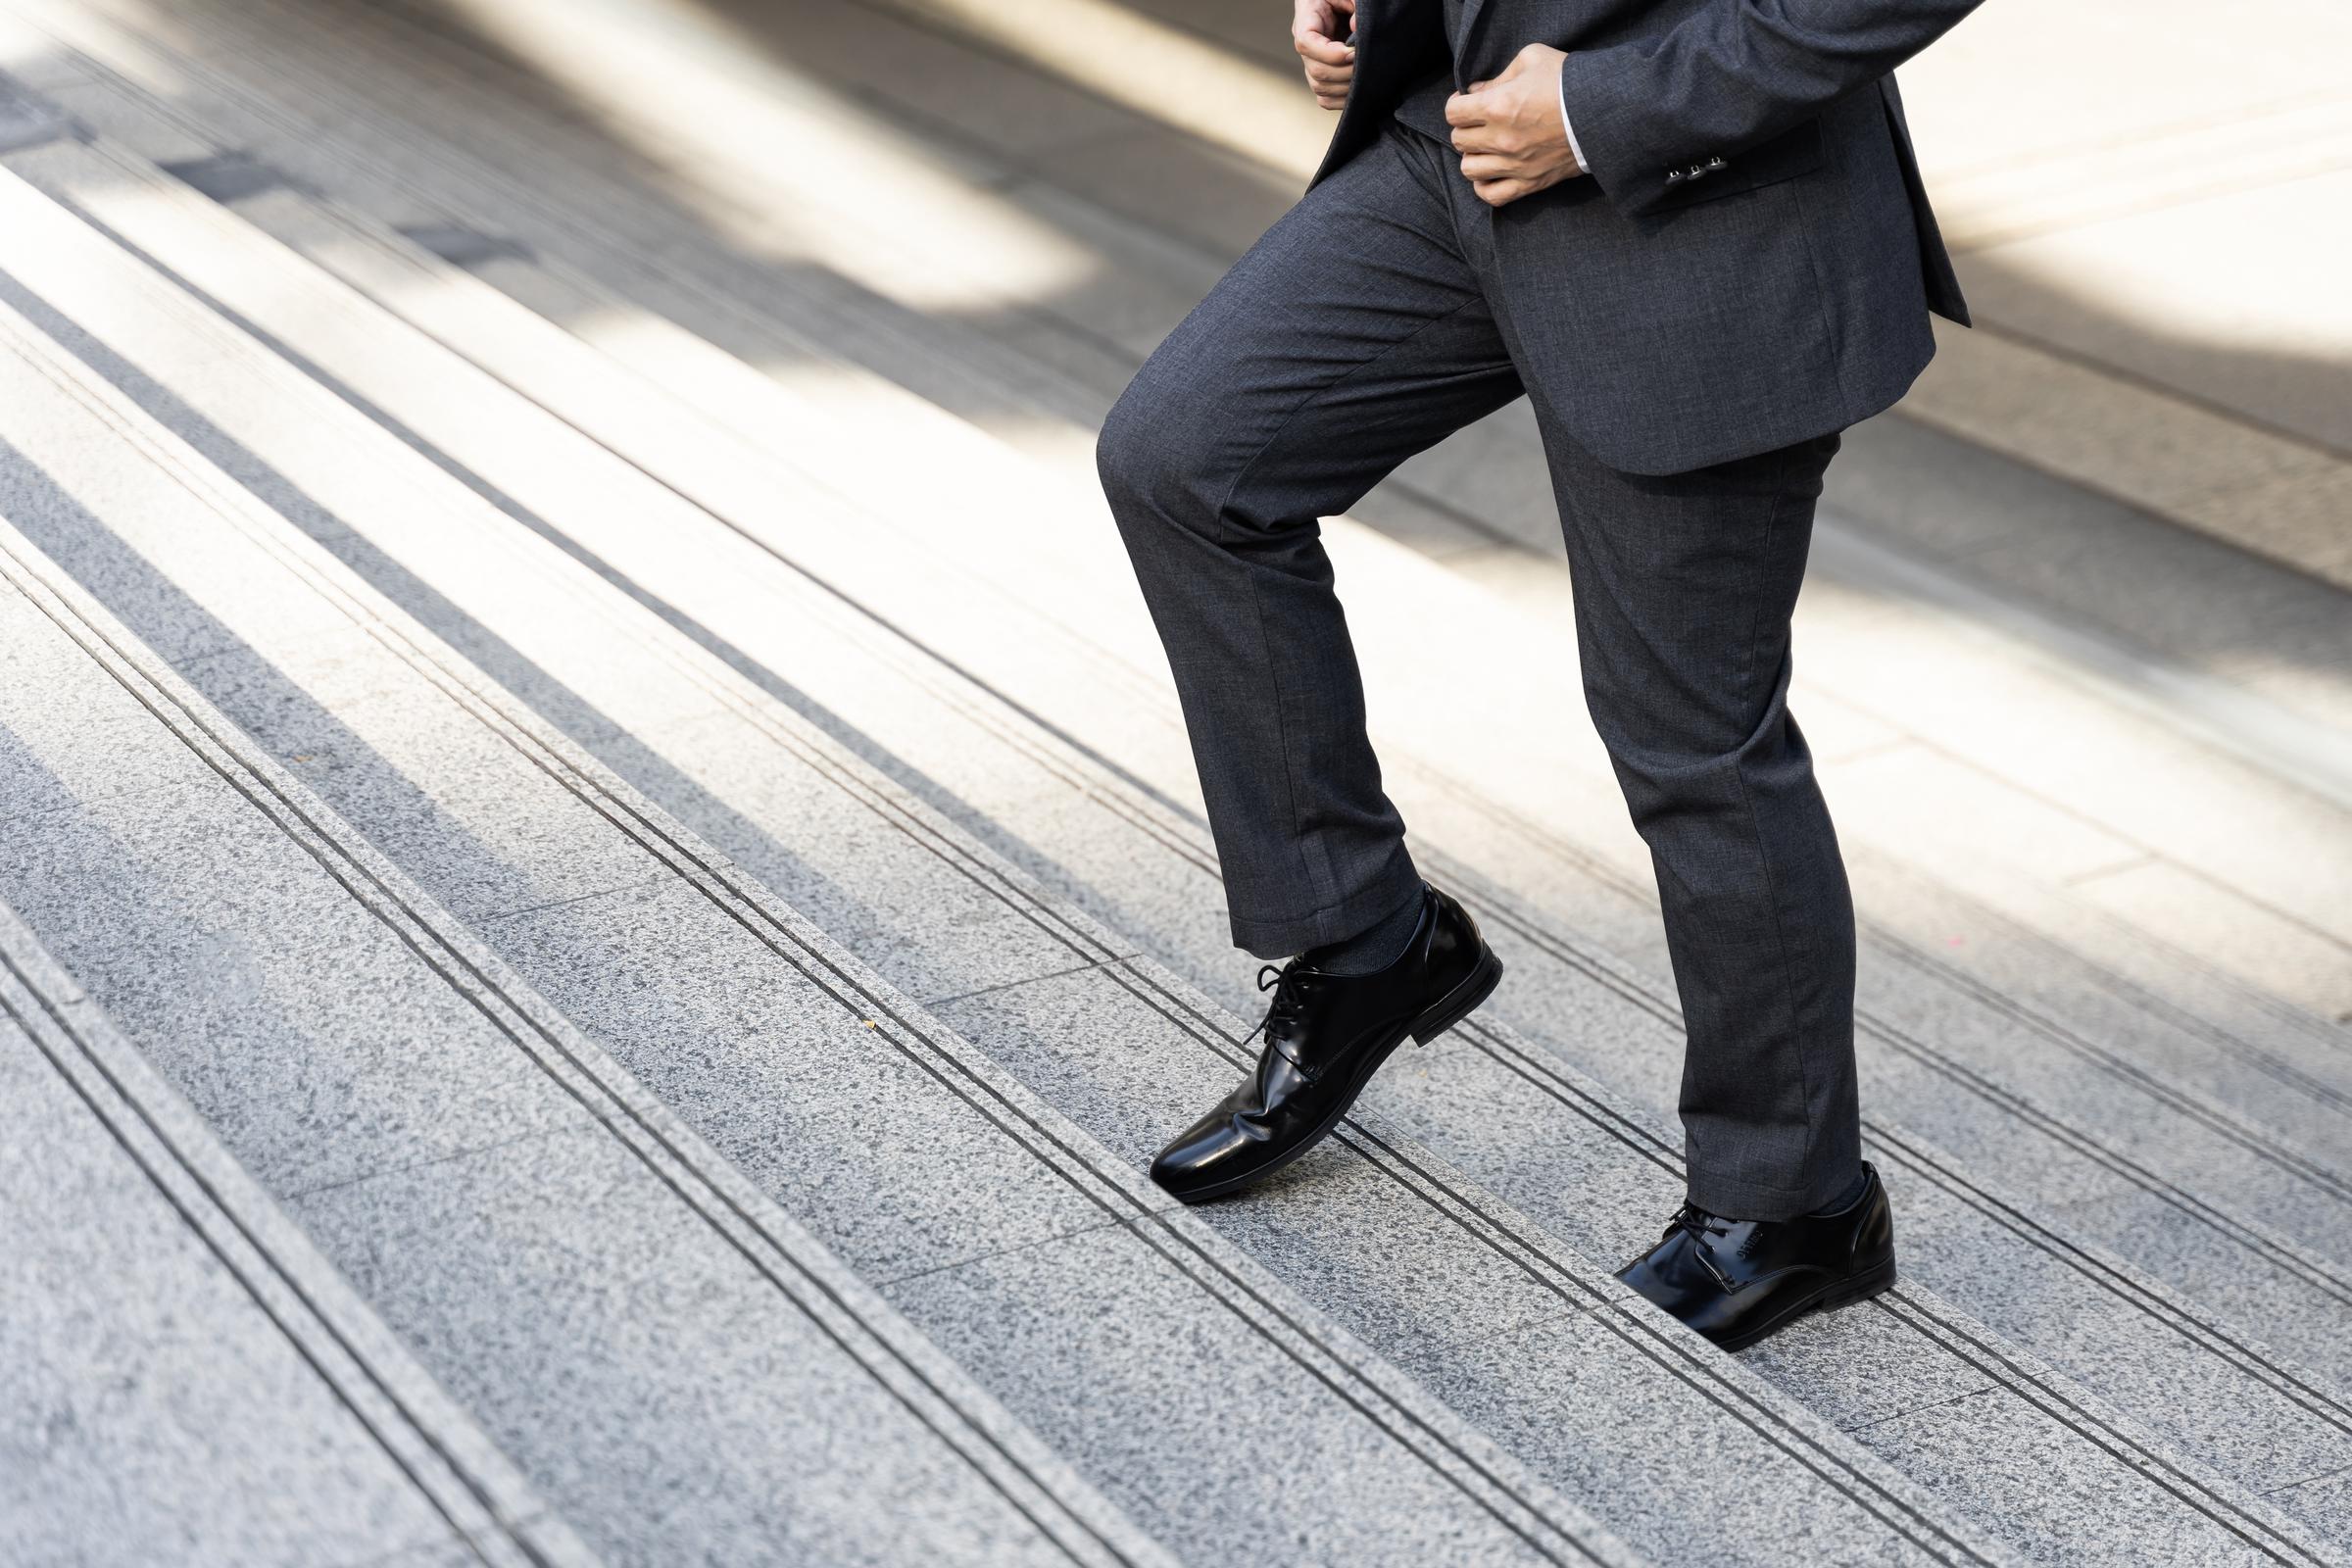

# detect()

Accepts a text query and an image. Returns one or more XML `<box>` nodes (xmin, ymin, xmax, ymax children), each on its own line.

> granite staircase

<box><xmin>2</xmin><ymin>3</ymin><xmax>2348</xmax><ymax>1563</ymax></box>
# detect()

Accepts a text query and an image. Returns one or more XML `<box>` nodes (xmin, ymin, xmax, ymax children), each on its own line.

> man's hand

<box><xmin>1447</xmin><ymin>43</ymin><xmax>1584</xmax><ymax>207</ymax></box>
<box><xmin>1294</xmin><ymin>0</ymin><xmax>1356</xmax><ymax>111</ymax></box>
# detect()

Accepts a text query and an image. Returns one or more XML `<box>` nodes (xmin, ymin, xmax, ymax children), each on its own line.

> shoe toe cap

<box><xmin>1149</xmin><ymin>1107</ymin><xmax>1271</xmax><ymax>1199</ymax></box>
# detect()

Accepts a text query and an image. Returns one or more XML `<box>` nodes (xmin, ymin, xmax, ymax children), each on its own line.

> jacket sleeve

<box><xmin>1555</xmin><ymin>0</ymin><xmax>1984</xmax><ymax>218</ymax></box>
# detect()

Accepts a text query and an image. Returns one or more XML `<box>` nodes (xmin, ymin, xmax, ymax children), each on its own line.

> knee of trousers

<box><xmin>1586</xmin><ymin>692</ymin><xmax>1820</xmax><ymax>842</ymax></box>
<box><xmin>1096</xmin><ymin>364</ymin><xmax>1230</xmax><ymax>544</ymax></box>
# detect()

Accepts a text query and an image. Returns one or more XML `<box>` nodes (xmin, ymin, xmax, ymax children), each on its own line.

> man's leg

<box><xmin>1097</xmin><ymin>122</ymin><xmax>1524</xmax><ymax>959</ymax></box>
<box><xmin>1538</xmin><ymin>420</ymin><xmax>1863</xmax><ymax>1221</ymax></box>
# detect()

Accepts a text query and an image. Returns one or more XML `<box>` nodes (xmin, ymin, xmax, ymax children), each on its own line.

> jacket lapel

<box><xmin>1450</xmin><ymin>0</ymin><xmax>1491</xmax><ymax>74</ymax></box>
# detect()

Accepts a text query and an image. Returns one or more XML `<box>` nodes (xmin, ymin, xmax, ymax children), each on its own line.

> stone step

<box><xmin>0</xmin><ymin>90</ymin><xmax>2329</xmax><ymax>1568</ymax></box>
<box><xmin>28</xmin><ymin>35</ymin><xmax>2351</xmax><ymax>1412</ymax></box>
<box><xmin>0</xmin><ymin>131</ymin><xmax>2039</xmax><ymax>1568</ymax></box>
<box><xmin>0</xmin><ymin>388</ymin><xmax>1176</xmax><ymax>1566</ymax></box>
<box><xmin>49</xmin><ymin>0</ymin><xmax>2352</xmax><ymax>1024</ymax></box>
<box><xmin>0</xmin><ymin>897</ymin><xmax>601</xmax><ymax>1568</ymax></box>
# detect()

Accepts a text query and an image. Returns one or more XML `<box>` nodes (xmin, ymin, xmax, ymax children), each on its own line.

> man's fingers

<box><xmin>1304</xmin><ymin>47</ymin><xmax>1352</xmax><ymax>110</ymax></box>
<box><xmin>1473</xmin><ymin>176</ymin><xmax>1531</xmax><ymax>208</ymax></box>
<box><xmin>1450</xmin><ymin>122</ymin><xmax>1511</xmax><ymax>157</ymax></box>
<box><xmin>1295</xmin><ymin>29</ymin><xmax>1353</xmax><ymax>64</ymax></box>
<box><xmin>1294</xmin><ymin>0</ymin><xmax>1353</xmax><ymax>105</ymax></box>
<box><xmin>1444</xmin><ymin>92</ymin><xmax>1487</xmax><ymax>128</ymax></box>
<box><xmin>1293</xmin><ymin>0</ymin><xmax>1353</xmax><ymax>62</ymax></box>
<box><xmin>1457</xmin><ymin>153</ymin><xmax>1519</xmax><ymax>181</ymax></box>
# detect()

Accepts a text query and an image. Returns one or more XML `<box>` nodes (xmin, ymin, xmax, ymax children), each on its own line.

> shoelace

<box><xmin>1251</xmin><ymin>960</ymin><xmax>1320</xmax><ymax>1048</ymax></box>
<box><xmin>1669</xmin><ymin>1201</ymin><xmax>1734</xmax><ymax>1248</ymax></box>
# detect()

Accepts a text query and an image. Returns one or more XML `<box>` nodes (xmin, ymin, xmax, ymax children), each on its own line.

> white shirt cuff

<box><xmin>1556</xmin><ymin>68</ymin><xmax>1588</xmax><ymax>173</ymax></box>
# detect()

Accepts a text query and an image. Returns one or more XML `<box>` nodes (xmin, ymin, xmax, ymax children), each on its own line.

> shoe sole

<box><xmin>1710</xmin><ymin>1254</ymin><xmax>1900</xmax><ymax>1353</ymax></box>
<box><xmin>1164</xmin><ymin>947</ymin><xmax>1505</xmax><ymax>1205</ymax></box>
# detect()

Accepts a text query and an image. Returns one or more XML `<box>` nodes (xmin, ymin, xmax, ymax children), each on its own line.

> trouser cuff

<box><xmin>1685</xmin><ymin>1158</ymin><xmax>1860</xmax><ymax>1224</ymax></box>
<box><xmin>1225</xmin><ymin>842</ymin><xmax>1424</xmax><ymax>959</ymax></box>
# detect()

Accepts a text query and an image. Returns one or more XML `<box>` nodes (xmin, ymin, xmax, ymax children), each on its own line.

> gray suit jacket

<box><xmin>1313</xmin><ymin>0</ymin><xmax>1981</xmax><ymax>474</ymax></box>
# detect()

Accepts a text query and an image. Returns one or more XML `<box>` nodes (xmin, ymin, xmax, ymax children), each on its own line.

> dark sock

<box><xmin>1809</xmin><ymin>1167</ymin><xmax>1871</xmax><ymax>1216</ymax></box>
<box><xmin>1302</xmin><ymin>886</ymin><xmax>1427</xmax><ymax>976</ymax></box>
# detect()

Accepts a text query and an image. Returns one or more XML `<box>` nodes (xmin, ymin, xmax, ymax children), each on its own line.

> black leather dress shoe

<box><xmin>1150</xmin><ymin>884</ymin><xmax>1502</xmax><ymax>1204</ymax></box>
<box><xmin>1616</xmin><ymin>1162</ymin><xmax>1896</xmax><ymax>1351</ymax></box>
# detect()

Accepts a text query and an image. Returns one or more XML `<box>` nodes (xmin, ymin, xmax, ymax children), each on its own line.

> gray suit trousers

<box><xmin>1097</xmin><ymin>120</ymin><xmax>1861</xmax><ymax>1218</ymax></box>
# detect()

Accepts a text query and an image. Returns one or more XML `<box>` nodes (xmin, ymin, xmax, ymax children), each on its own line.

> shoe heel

<box><xmin>1818</xmin><ymin>1254</ymin><xmax>1897</xmax><ymax>1314</ymax></box>
<box><xmin>1411</xmin><ymin>948</ymin><xmax>1503</xmax><ymax>1045</ymax></box>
